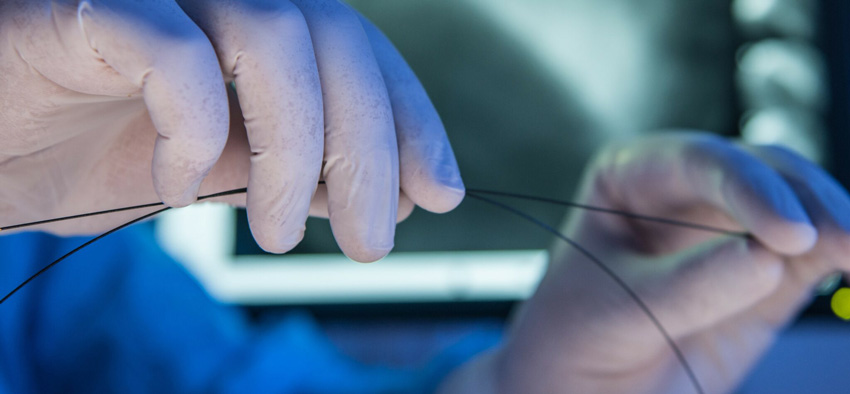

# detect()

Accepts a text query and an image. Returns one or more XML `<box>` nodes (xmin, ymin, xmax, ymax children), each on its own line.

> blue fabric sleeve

<box><xmin>0</xmin><ymin>225</ymin><xmax>499</xmax><ymax>393</ymax></box>
<box><xmin>0</xmin><ymin>225</ymin><xmax>499</xmax><ymax>394</ymax></box>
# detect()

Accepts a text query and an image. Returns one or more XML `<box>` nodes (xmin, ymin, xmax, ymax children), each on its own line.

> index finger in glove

<box><xmin>599</xmin><ymin>133</ymin><xmax>816</xmax><ymax>255</ymax></box>
<box><xmin>358</xmin><ymin>15</ymin><xmax>465</xmax><ymax>214</ymax></box>
<box><xmin>79</xmin><ymin>0</ymin><xmax>229</xmax><ymax>207</ymax></box>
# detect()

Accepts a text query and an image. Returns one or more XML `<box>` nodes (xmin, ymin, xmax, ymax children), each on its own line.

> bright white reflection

<box><xmin>733</xmin><ymin>0</ymin><xmax>778</xmax><ymax>23</ymax></box>
<box><xmin>741</xmin><ymin>107</ymin><xmax>825</xmax><ymax>163</ymax></box>
<box><xmin>737</xmin><ymin>39</ymin><xmax>826</xmax><ymax>110</ymax></box>
<box><xmin>732</xmin><ymin>0</ymin><xmax>816</xmax><ymax>39</ymax></box>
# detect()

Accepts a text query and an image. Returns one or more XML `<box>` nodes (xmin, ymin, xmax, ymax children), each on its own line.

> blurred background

<box><xmin>151</xmin><ymin>0</ymin><xmax>850</xmax><ymax>392</ymax></box>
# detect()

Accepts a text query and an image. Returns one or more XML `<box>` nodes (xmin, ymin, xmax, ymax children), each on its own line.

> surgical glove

<box><xmin>441</xmin><ymin>133</ymin><xmax>849</xmax><ymax>393</ymax></box>
<box><xmin>0</xmin><ymin>0</ymin><xmax>463</xmax><ymax>262</ymax></box>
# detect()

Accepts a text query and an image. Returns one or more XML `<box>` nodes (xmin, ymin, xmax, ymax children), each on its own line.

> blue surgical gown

<box><xmin>0</xmin><ymin>225</ymin><xmax>499</xmax><ymax>393</ymax></box>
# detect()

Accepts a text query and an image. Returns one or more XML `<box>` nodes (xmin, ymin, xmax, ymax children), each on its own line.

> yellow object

<box><xmin>831</xmin><ymin>287</ymin><xmax>850</xmax><ymax>321</ymax></box>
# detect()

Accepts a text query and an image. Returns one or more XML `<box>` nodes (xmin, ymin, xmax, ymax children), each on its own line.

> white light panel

<box><xmin>155</xmin><ymin>203</ymin><xmax>547</xmax><ymax>305</ymax></box>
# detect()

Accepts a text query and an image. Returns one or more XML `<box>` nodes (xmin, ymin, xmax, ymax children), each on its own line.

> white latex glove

<box><xmin>440</xmin><ymin>133</ymin><xmax>850</xmax><ymax>393</ymax></box>
<box><xmin>0</xmin><ymin>0</ymin><xmax>463</xmax><ymax>262</ymax></box>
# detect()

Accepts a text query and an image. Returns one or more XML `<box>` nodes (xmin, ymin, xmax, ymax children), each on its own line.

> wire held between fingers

<box><xmin>0</xmin><ymin>184</ymin><xmax>744</xmax><ymax>310</ymax></box>
<box><xmin>0</xmin><ymin>182</ymin><xmax>333</xmax><ymax>303</ymax></box>
<box><xmin>0</xmin><ymin>183</ymin><xmax>336</xmax><ymax>232</ymax></box>
<box><xmin>0</xmin><ymin>183</ymin><xmax>746</xmax><ymax>394</ymax></box>
<box><xmin>0</xmin><ymin>188</ymin><xmax>247</xmax><ymax>232</ymax></box>
<box><xmin>465</xmin><ymin>191</ymin><xmax>706</xmax><ymax>394</ymax></box>
<box><xmin>466</xmin><ymin>188</ymin><xmax>749</xmax><ymax>238</ymax></box>
<box><xmin>2</xmin><ymin>184</ymin><xmax>740</xmax><ymax>237</ymax></box>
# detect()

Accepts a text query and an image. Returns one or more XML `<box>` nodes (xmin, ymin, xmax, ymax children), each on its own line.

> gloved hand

<box><xmin>440</xmin><ymin>133</ymin><xmax>849</xmax><ymax>393</ymax></box>
<box><xmin>0</xmin><ymin>0</ymin><xmax>463</xmax><ymax>262</ymax></box>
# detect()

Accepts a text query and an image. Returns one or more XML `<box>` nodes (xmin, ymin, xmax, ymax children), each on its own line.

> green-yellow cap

<box><xmin>830</xmin><ymin>287</ymin><xmax>850</xmax><ymax>321</ymax></box>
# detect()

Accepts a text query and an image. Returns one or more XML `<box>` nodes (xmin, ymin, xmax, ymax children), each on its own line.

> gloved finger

<box><xmin>728</xmin><ymin>253</ymin><xmax>831</xmax><ymax>338</ymax></box>
<box><xmin>600</xmin><ymin>133</ymin><xmax>816</xmax><ymax>255</ymax></box>
<box><xmin>397</xmin><ymin>193</ymin><xmax>416</xmax><ymax>222</ymax></box>
<box><xmin>632</xmin><ymin>236</ymin><xmax>784</xmax><ymax>341</ymax></box>
<box><xmin>745</xmin><ymin>145</ymin><xmax>850</xmax><ymax>274</ymax></box>
<box><xmin>357</xmin><ymin>15</ymin><xmax>465</xmax><ymax>214</ymax></box>
<box><xmin>310</xmin><ymin>185</ymin><xmax>415</xmax><ymax>223</ymax></box>
<box><xmin>291</xmin><ymin>0</ymin><xmax>399</xmax><ymax>262</ymax></box>
<box><xmin>179</xmin><ymin>0</ymin><xmax>323</xmax><ymax>253</ymax></box>
<box><xmin>79</xmin><ymin>1</ymin><xmax>229</xmax><ymax>207</ymax></box>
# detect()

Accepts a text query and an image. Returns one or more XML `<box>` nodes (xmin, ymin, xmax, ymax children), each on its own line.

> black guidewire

<box><xmin>466</xmin><ymin>188</ymin><xmax>748</xmax><ymax>238</ymax></box>
<box><xmin>0</xmin><ymin>185</ymin><xmax>760</xmax><ymax>394</ymax></box>
<box><xmin>0</xmin><ymin>188</ymin><xmax>248</xmax><ymax>232</ymax></box>
<box><xmin>0</xmin><ymin>207</ymin><xmax>171</xmax><ymax>305</ymax></box>
<box><xmin>465</xmin><ymin>190</ymin><xmax>706</xmax><ymax>394</ymax></box>
<box><xmin>0</xmin><ymin>186</ymin><xmax>746</xmax><ymax>311</ymax></box>
<box><xmin>0</xmin><ymin>187</ymin><xmax>252</xmax><ymax>305</ymax></box>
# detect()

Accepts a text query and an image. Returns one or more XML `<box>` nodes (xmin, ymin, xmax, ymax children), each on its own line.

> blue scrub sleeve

<box><xmin>0</xmin><ymin>225</ymin><xmax>499</xmax><ymax>394</ymax></box>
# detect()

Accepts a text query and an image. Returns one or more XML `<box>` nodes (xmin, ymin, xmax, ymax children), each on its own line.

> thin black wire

<box><xmin>0</xmin><ymin>188</ymin><xmax>248</xmax><ymax>232</ymax></box>
<box><xmin>467</xmin><ymin>188</ymin><xmax>748</xmax><ymax>238</ymax></box>
<box><xmin>0</xmin><ymin>207</ymin><xmax>171</xmax><ymax>305</ymax></box>
<box><xmin>3</xmin><ymin>186</ymin><xmax>745</xmax><ymax>239</ymax></box>
<box><xmin>0</xmin><ymin>185</ymin><xmax>743</xmax><ymax>393</ymax></box>
<box><xmin>0</xmin><ymin>187</ymin><xmax>257</xmax><ymax>304</ymax></box>
<box><xmin>466</xmin><ymin>191</ymin><xmax>706</xmax><ymax>394</ymax></box>
<box><xmin>0</xmin><ymin>186</ymin><xmax>747</xmax><ymax>309</ymax></box>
